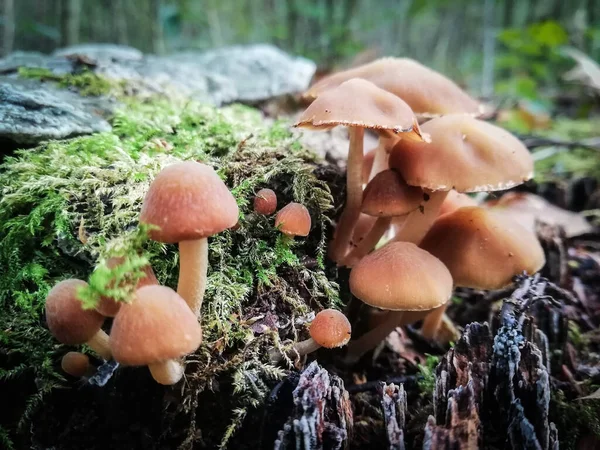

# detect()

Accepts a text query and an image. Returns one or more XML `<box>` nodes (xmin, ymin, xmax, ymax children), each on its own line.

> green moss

<box><xmin>0</xmin><ymin>96</ymin><xmax>340</xmax><ymax>445</ymax></box>
<box><xmin>18</xmin><ymin>66</ymin><xmax>112</xmax><ymax>96</ymax></box>
<box><xmin>417</xmin><ymin>354</ymin><xmax>440</xmax><ymax>396</ymax></box>
<box><xmin>550</xmin><ymin>389</ymin><xmax>600</xmax><ymax>449</ymax></box>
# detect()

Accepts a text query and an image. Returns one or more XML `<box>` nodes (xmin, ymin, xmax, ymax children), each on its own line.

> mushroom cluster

<box><xmin>296</xmin><ymin>57</ymin><xmax>546</xmax><ymax>360</ymax></box>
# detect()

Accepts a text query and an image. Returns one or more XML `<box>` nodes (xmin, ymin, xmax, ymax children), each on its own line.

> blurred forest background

<box><xmin>2</xmin><ymin>0</ymin><xmax>599</xmax><ymax>101</ymax></box>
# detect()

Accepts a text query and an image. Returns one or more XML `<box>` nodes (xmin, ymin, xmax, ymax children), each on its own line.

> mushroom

<box><xmin>61</xmin><ymin>351</ymin><xmax>93</xmax><ymax>378</ymax></box>
<box><xmin>139</xmin><ymin>161</ymin><xmax>239</xmax><ymax>317</ymax></box>
<box><xmin>110</xmin><ymin>285</ymin><xmax>203</xmax><ymax>385</ymax></box>
<box><xmin>270</xmin><ymin>309</ymin><xmax>351</xmax><ymax>364</ymax></box>
<box><xmin>418</xmin><ymin>206</ymin><xmax>546</xmax><ymax>339</ymax></box>
<box><xmin>388</xmin><ymin>114</ymin><xmax>534</xmax><ymax>245</ymax></box>
<box><xmin>254</xmin><ymin>188</ymin><xmax>278</xmax><ymax>215</ymax></box>
<box><xmin>95</xmin><ymin>256</ymin><xmax>158</xmax><ymax>317</ymax></box>
<box><xmin>346</xmin><ymin>242</ymin><xmax>453</xmax><ymax>363</ymax></box>
<box><xmin>438</xmin><ymin>190</ymin><xmax>478</xmax><ymax>217</ymax></box>
<box><xmin>341</xmin><ymin>169</ymin><xmax>424</xmax><ymax>266</ymax></box>
<box><xmin>303</xmin><ymin>57</ymin><xmax>482</xmax><ymax>117</ymax></box>
<box><xmin>45</xmin><ymin>279</ymin><xmax>112</xmax><ymax>360</ymax></box>
<box><xmin>294</xmin><ymin>78</ymin><xmax>426</xmax><ymax>263</ymax></box>
<box><xmin>275</xmin><ymin>202</ymin><xmax>311</xmax><ymax>238</ymax></box>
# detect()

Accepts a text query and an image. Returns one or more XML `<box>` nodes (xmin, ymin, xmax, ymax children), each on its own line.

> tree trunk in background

<box><xmin>482</xmin><ymin>0</ymin><xmax>496</xmax><ymax>99</ymax></box>
<box><xmin>115</xmin><ymin>0</ymin><xmax>129</xmax><ymax>45</ymax></box>
<box><xmin>2</xmin><ymin>0</ymin><xmax>15</xmax><ymax>56</ymax></box>
<box><xmin>61</xmin><ymin>0</ymin><xmax>81</xmax><ymax>46</ymax></box>
<box><xmin>151</xmin><ymin>0</ymin><xmax>165</xmax><ymax>54</ymax></box>
<box><xmin>286</xmin><ymin>0</ymin><xmax>299</xmax><ymax>52</ymax></box>
<box><xmin>502</xmin><ymin>0</ymin><xmax>513</xmax><ymax>27</ymax></box>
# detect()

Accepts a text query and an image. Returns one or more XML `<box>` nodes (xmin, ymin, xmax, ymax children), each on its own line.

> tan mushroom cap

<box><xmin>96</xmin><ymin>256</ymin><xmax>159</xmax><ymax>317</ymax></box>
<box><xmin>362</xmin><ymin>169</ymin><xmax>424</xmax><ymax>217</ymax></box>
<box><xmin>304</xmin><ymin>58</ymin><xmax>481</xmax><ymax>116</ymax></box>
<box><xmin>45</xmin><ymin>279</ymin><xmax>105</xmax><ymax>345</ymax></box>
<box><xmin>439</xmin><ymin>191</ymin><xmax>478</xmax><ymax>216</ymax></box>
<box><xmin>420</xmin><ymin>206</ymin><xmax>546</xmax><ymax>290</ymax></box>
<box><xmin>275</xmin><ymin>202</ymin><xmax>311</xmax><ymax>237</ymax></box>
<box><xmin>389</xmin><ymin>115</ymin><xmax>533</xmax><ymax>192</ymax></box>
<box><xmin>254</xmin><ymin>188</ymin><xmax>278</xmax><ymax>215</ymax></box>
<box><xmin>295</xmin><ymin>78</ymin><xmax>426</xmax><ymax>142</ymax></box>
<box><xmin>140</xmin><ymin>161</ymin><xmax>239</xmax><ymax>243</ymax></box>
<box><xmin>61</xmin><ymin>352</ymin><xmax>90</xmax><ymax>378</ymax></box>
<box><xmin>349</xmin><ymin>242</ymin><xmax>453</xmax><ymax>311</ymax></box>
<box><xmin>309</xmin><ymin>309</ymin><xmax>352</xmax><ymax>348</ymax></box>
<box><xmin>110</xmin><ymin>285</ymin><xmax>202</xmax><ymax>366</ymax></box>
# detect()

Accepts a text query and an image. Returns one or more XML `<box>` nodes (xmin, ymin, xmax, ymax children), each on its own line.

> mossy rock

<box><xmin>0</xmin><ymin>94</ymin><xmax>346</xmax><ymax>449</ymax></box>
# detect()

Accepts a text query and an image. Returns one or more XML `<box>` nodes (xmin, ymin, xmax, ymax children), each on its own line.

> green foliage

<box><xmin>417</xmin><ymin>354</ymin><xmax>440</xmax><ymax>396</ymax></box>
<box><xmin>0</xmin><ymin>95</ymin><xmax>339</xmax><ymax>444</ymax></box>
<box><xmin>18</xmin><ymin>67</ymin><xmax>113</xmax><ymax>96</ymax></box>
<box><xmin>551</xmin><ymin>389</ymin><xmax>600</xmax><ymax>449</ymax></box>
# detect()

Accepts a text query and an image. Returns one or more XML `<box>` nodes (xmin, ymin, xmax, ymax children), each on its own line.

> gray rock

<box><xmin>0</xmin><ymin>77</ymin><xmax>111</xmax><ymax>145</ymax></box>
<box><xmin>53</xmin><ymin>44</ymin><xmax>144</xmax><ymax>62</ymax></box>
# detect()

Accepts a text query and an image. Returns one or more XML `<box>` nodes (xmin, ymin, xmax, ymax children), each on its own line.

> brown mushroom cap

<box><xmin>420</xmin><ymin>206</ymin><xmax>546</xmax><ymax>290</ymax></box>
<box><xmin>439</xmin><ymin>191</ymin><xmax>478</xmax><ymax>216</ymax></box>
<box><xmin>275</xmin><ymin>202</ymin><xmax>311</xmax><ymax>237</ymax></box>
<box><xmin>96</xmin><ymin>256</ymin><xmax>159</xmax><ymax>317</ymax></box>
<box><xmin>140</xmin><ymin>161</ymin><xmax>239</xmax><ymax>243</ymax></box>
<box><xmin>45</xmin><ymin>279</ymin><xmax>105</xmax><ymax>345</ymax></box>
<box><xmin>295</xmin><ymin>78</ymin><xmax>425</xmax><ymax>141</ymax></box>
<box><xmin>303</xmin><ymin>58</ymin><xmax>481</xmax><ymax>116</ymax></box>
<box><xmin>349</xmin><ymin>242</ymin><xmax>453</xmax><ymax>311</ymax></box>
<box><xmin>362</xmin><ymin>169</ymin><xmax>424</xmax><ymax>217</ymax></box>
<box><xmin>309</xmin><ymin>309</ymin><xmax>352</xmax><ymax>348</ymax></box>
<box><xmin>389</xmin><ymin>115</ymin><xmax>533</xmax><ymax>192</ymax></box>
<box><xmin>110</xmin><ymin>285</ymin><xmax>202</xmax><ymax>366</ymax></box>
<box><xmin>254</xmin><ymin>188</ymin><xmax>278</xmax><ymax>215</ymax></box>
<box><xmin>61</xmin><ymin>352</ymin><xmax>90</xmax><ymax>378</ymax></box>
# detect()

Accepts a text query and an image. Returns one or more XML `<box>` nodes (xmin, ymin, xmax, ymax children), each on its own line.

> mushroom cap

<box><xmin>275</xmin><ymin>202</ymin><xmax>311</xmax><ymax>236</ymax></box>
<box><xmin>362</xmin><ymin>169</ymin><xmax>424</xmax><ymax>217</ymax></box>
<box><xmin>420</xmin><ymin>206</ymin><xmax>546</xmax><ymax>290</ymax></box>
<box><xmin>439</xmin><ymin>191</ymin><xmax>478</xmax><ymax>216</ymax></box>
<box><xmin>295</xmin><ymin>78</ymin><xmax>426</xmax><ymax>141</ymax></box>
<box><xmin>96</xmin><ymin>256</ymin><xmax>159</xmax><ymax>317</ymax></box>
<box><xmin>303</xmin><ymin>58</ymin><xmax>481</xmax><ymax>116</ymax></box>
<box><xmin>309</xmin><ymin>309</ymin><xmax>352</xmax><ymax>348</ymax></box>
<box><xmin>45</xmin><ymin>279</ymin><xmax>105</xmax><ymax>345</ymax></box>
<box><xmin>110</xmin><ymin>285</ymin><xmax>202</xmax><ymax>366</ymax></box>
<box><xmin>254</xmin><ymin>188</ymin><xmax>278</xmax><ymax>215</ymax></box>
<box><xmin>61</xmin><ymin>352</ymin><xmax>90</xmax><ymax>378</ymax></box>
<box><xmin>349</xmin><ymin>242</ymin><xmax>453</xmax><ymax>311</ymax></box>
<box><xmin>140</xmin><ymin>161</ymin><xmax>239</xmax><ymax>243</ymax></box>
<box><xmin>389</xmin><ymin>115</ymin><xmax>533</xmax><ymax>192</ymax></box>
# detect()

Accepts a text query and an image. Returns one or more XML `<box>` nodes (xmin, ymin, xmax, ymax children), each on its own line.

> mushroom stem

<box><xmin>367</xmin><ymin>136</ymin><xmax>396</xmax><ymax>181</ymax></box>
<box><xmin>345</xmin><ymin>311</ymin><xmax>404</xmax><ymax>365</ymax></box>
<box><xmin>421</xmin><ymin>302</ymin><xmax>448</xmax><ymax>340</ymax></box>
<box><xmin>86</xmin><ymin>330</ymin><xmax>112</xmax><ymax>360</ymax></box>
<box><xmin>148</xmin><ymin>358</ymin><xmax>185</xmax><ymax>385</ymax></box>
<box><xmin>269</xmin><ymin>338</ymin><xmax>322</xmax><ymax>365</ymax></box>
<box><xmin>329</xmin><ymin>127</ymin><xmax>365</xmax><ymax>262</ymax></box>
<box><xmin>391</xmin><ymin>190</ymin><xmax>448</xmax><ymax>245</ymax></box>
<box><xmin>342</xmin><ymin>217</ymin><xmax>392</xmax><ymax>267</ymax></box>
<box><xmin>177</xmin><ymin>238</ymin><xmax>209</xmax><ymax>317</ymax></box>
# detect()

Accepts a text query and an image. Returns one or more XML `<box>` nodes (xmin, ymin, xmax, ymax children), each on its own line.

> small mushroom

<box><xmin>419</xmin><ymin>206</ymin><xmax>546</xmax><ymax>339</ymax></box>
<box><xmin>346</xmin><ymin>242</ymin><xmax>453</xmax><ymax>363</ymax></box>
<box><xmin>45</xmin><ymin>279</ymin><xmax>112</xmax><ymax>360</ymax></box>
<box><xmin>110</xmin><ymin>285</ymin><xmax>203</xmax><ymax>385</ymax></box>
<box><xmin>275</xmin><ymin>202</ymin><xmax>311</xmax><ymax>237</ymax></box>
<box><xmin>295</xmin><ymin>78</ymin><xmax>425</xmax><ymax>263</ymax></box>
<box><xmin>271</xmin><ymin>309</ymin><xmax>351</xmax><ymax>364</ymax></box>
<box><xmin>438</xmin><ymin>190</ymin><xmax>478</xmax><ymax>217</ymax></box>
<box><xmin>61</xmin><ymin>351</ymin><xmax>92</xmax><ymax>378</ymax></box>
<box><xmin>140</xmin><ymin>161</ymin><xmax>239</xmax><ymax>317</ymax></box>
<box><xmin>341</xmin><ymin>169</ymin><xmax>424</xmax><ymax>266</ymax></box>
<box><xmin>95</xmin><ymin>256</ymin><xmax>158</xmax><ymax>317</ymax></box>
<box><xmin>389</xmin><ymin>114</ymin><xmax>534</xmax><ymax>245</ymax></box>
<box><xmin>254</xmin><ymin>188</ymin><xmax>278</xmax><ymax>215</ymax></box>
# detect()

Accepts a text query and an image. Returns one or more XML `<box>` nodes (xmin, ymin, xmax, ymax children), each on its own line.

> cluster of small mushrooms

<box><xmin>46</xmin><ymin>162</ymin><xmax>312</xmax><ymax>385</ymax></box>
<box><xmin>46</xmin><ymin>57</ymin><xmax>546</xmax><ymax>385</ymax></box>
